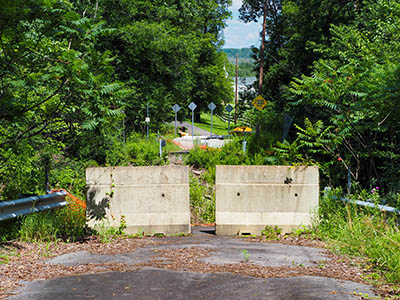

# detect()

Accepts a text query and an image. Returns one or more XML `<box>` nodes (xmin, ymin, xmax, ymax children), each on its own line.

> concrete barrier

<box><xmin>216</xmin><ymin>165</ymin><xmax>319</xmax><ymax>235</ymax></box>
<box><xmin>86</xmin><ymin>166</ymin><xmax>190</xmax><ymax>235</ymax></box>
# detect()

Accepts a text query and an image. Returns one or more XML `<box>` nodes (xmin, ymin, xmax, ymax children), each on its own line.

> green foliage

<box><xmin>222</xmin><ymin>48</ymin><xmax>253</xmax><ymax>59</ymax></box>
<box><xmin>18</xmin><ymin>207</ymin><xmax>86</xmax><ymax>242</ymax></box>
<box><xmin>190</xmin><ymin>174</ymin><xmax>215</xmax><ymax>224</ymax></box>
<box><xmin>185</xmin><ymin>140</ymin><xmax>257</xmax><ymax>170</ymax></box>
<box><xmin>318</xmin><ymin>188</ymin><xmax>400</xmax><ymax>283</ymax></box>
<box><xmin>273</xmin><ymin>118</ymin><xmax>342</xmax><ymax>184</ymax></box>
<box><xmin>105</xmin><ymin>134</ymin><xmax>168</xmax><ymax>167</ymax></box>
<box><xmin>94</xmin><ymin>215</ymin><xmax>127</xmax><ymax>243</ymax></box>
<box><xmin>0</xmin><ymin>0</ymin><xmax>233</xmax><ymax>204</ymax></box>
<box><xmin>100</xmin><ymin>0</ymin><xmax>233</xmax><ymax>127</ymax></box>
<box><xmin>261</xmin><ymin>225</ymin><xmax>282</xmax><ymax>240</ymax></box>
<box><xmin>0</xmin><ymin>219</ymin><xmax>21</xmax><ymax>242</ymax></box>
<box><xmin>241</xmin><ymin>249</ymin><xmax>250</xmax><ymax>262</ymax></box>
<box><xmin>290</xmin><ymin>0</ymin><xmax>400</xmax><ymax>193</ymax></box>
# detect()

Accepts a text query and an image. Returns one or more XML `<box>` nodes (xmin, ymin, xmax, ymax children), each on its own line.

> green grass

<box><xmin>187</xmin><ymin>112</ymin><xmax>231</xmax><ymax>136</ymax></box>
<box><xmin>317</xmin><ymin>189</ymin><xmax>400</xmax><ymax>286</ymax></box>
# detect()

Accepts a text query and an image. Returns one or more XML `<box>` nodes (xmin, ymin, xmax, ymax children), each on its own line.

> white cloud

<box><xmin>223</xmin><ymin>0</ymin><xmax>261</xmax><ymax>48</ymax></box>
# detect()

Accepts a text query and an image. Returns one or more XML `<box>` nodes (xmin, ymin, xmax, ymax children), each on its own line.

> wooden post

<box><xmin>259</xmin><ymin>1</ymin><xmax>268</xmax><ymax>91</ymax></box>
<box><xmin>235</xmin><ymin>52</ymin><xmax>238</xmax><ymax>124</ymax></box>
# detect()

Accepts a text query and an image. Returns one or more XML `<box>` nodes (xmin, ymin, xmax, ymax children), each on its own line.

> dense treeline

<box><xmin>0</xmin><ymin>0</ymin><xmax>233</xmax><ymax>200</ymax></box>
<box><xmin>239</xmin><ymin>0</ymin><xmax>400</xmax><ymax>199</ymax></box>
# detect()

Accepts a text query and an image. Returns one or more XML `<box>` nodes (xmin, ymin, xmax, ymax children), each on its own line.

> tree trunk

<box><xmin>258</xmin><ymin>1</ymin><xmax>268</xmax><ymax>91</ymax></box>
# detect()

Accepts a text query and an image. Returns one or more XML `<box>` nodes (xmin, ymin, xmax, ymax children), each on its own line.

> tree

<box><xmin>290</xmin><ymin>0</ymin><xmax>400</xmax><ymax>192</ymax></box>
<box><xmin>239</xmin><ymin>0</ymin><xmax>273</xmax><ymax>91</ymax></box>
<box><xmin>0</xmin><ymin>0</ymin><xmax>124</xmax><ymax>198</ymax></box>
<box><xmin>98</xmin><ymin>0</ymin><xmax>233</xmax><ymax>126</ymax></box>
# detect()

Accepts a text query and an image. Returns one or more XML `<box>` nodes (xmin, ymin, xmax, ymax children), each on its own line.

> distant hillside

<box><xmin>222</xmin><ymin>48</ymin><xmax>253</xmax><ymax>59</ymax></box>
<box><xmin>222</xmin><ymin>48</ymin><xmax>255</xmax><ymax>77</ymax></box>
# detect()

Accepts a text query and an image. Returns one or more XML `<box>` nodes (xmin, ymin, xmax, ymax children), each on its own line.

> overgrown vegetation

<box><xmin>0</xmin><ymin>0</ymin><xmax>233</xmax><ymax>201</ymax></box>
<box><xmin>317</xmin><ymin>188</ymin><xmax>400</xmax><ymax>284</ymax></box>
<box><xmin>18</xmin><ymin>204</ymin><xmax>86</xmax><ymax>242</ymax></box>
<box><xmin>1</xmin><ymin>0</ymin><xmax>400</xmax><ymax>292</ymax></box>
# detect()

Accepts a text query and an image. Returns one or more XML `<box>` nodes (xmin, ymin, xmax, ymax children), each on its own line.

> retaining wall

<box><xmin>216</xmin><ymin>165</ymin><xmax>319</xmax><ymax>235</ymax></box>
<box><xmin>86</xmin><ymin>166</ymin><xmax>190</xmax><ymax>235</ymax></box>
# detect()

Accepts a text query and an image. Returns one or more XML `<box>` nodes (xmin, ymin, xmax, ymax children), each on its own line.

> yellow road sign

<box><xmin>252</xmin><ymin>95</ymin><xmax>267</xmax><ymax>111</ymax></box>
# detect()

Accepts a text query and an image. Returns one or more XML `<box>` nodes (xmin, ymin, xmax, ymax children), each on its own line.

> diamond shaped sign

<box><xmin>172</xmin><ymin>104</ymin><xmax>181</xmax><ymax>113</ymax></box>
<box><xmin>225</xmin><ymin>104</ymin><xmax>233</xmax><ymax>113</ymax></box>
<box><xmin>208</xmin><ymin>102</ymin><xmax>216</xmax><ymax>111</ymax></box>
<box><xmin>188</xmin><ymin>102</ymin><xmax>197</xmax><ymax>111</ymax></box>
<box><xmin>252</xmin><ymin>95</ymin><xmax>267</xmax><ymax>111</ymax></box>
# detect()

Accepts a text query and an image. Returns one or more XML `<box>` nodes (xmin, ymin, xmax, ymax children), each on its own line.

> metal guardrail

<box><xmin>324</xmin><ymin>187</ymin><xmax>400</xmax><ymax>214</ymax></box>
<box><xmin>0</xmin><ymin>191</ymin><xmax>68</xmax><ymax>222</ymax></box>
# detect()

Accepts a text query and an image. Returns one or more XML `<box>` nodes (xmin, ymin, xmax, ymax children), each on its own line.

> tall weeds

<box><xmin>318</xmin><ymin>189</ymin><xmax>400</xmax><ymax>283</ymax></box>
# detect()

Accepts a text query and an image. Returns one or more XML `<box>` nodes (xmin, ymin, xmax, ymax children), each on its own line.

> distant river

<box><xmin>232</xmin><ymin>77</ymin><xmax>257</xmax><ymax>91</ymax></box>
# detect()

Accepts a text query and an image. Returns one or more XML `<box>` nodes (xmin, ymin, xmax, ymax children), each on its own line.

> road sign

<box><xmin>172</xmin><ymin>104</ymin><xmax>181</xmax><ymax>137</ymax></box>
<box><xmin>208</xmin><ymin>102</ymin><xmax>216</xmax><ymax>111</ymax></box>
<box><xmin>188</xmin><ymin>102</ymin><xmax>197</xmax><ymax>111</ymax></box>
<box><xmin>225</xmin><ymin>104</ymin><xmax>233</xmax><ymax>113</ymax></box>
<box><xmin>252</xmin><ymin>95</ymin><xmax>267</xmax><ymax>111</ymax></box>
<box><xmin>188</xmin><ymin>102</ymin><xmax>197</xmax><ymax>137</ymax></box>
<box><xmin>172</xmin><ymin>104</ymin><xmax>181</xmax><ymax>113</ymax></box>
<box><xmin>208</xmin><ymin>102</ymin><xmax>216</xmax><ymax>137</ymax></box>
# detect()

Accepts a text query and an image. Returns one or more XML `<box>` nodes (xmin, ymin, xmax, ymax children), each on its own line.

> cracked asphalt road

<box><xmin>7</xmin><ymin>228</ymin><xmax>378</xmax><ymax>300</ymax></box>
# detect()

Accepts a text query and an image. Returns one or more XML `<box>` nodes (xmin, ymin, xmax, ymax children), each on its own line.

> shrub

<box><xmin>189</xmin><ymin>174</ymin><xmax>215</xmax><ymax>224</ymax></box>
<box><xmin>17</xmin><ymin>191</ymin><xmax>87</xmax><ymax>242</ymax></box>
<box><xmin>106</xmin><ymin>134</ymin><xmax>167</xmax><ymax>166</ymax></box>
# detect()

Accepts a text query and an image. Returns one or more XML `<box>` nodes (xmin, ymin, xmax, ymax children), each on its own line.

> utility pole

<box><xmin>259</xmin><ymin>1</ymin><xmax>268</xmax><ymax>91</ymax></box>
<box><xmin>235</xmin><ymin>52</ymin><xmax>238</xmax><ymax>124</ymax></box>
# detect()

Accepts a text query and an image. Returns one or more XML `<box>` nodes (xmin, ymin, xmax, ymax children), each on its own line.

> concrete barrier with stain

<box><xmin>216</xmin><ymin>165</ymin><xmax>319</xmax><ymax>235</ymax></box>
<box><xmin>86</xmin><ymin>166</ymin><xmax>190</xmax><ymax>235</ymax></box>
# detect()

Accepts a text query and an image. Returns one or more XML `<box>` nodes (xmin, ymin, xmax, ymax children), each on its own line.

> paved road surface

<box><xmin>9</xmin><ymin>230</ymin><xmax>377</xmax><ymax>300</ymax></box>
<box><xmin>179</xmin><ymin>121</ymin><xmax>210</xmax><ymax>136</ymax></box>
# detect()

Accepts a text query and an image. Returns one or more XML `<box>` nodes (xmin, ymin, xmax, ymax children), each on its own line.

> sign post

<box><xmin>208</xmin><ymin>102</ymin><xmax>216</xmax><ymax>138</ymax></box>
<box><xmin>159</xmin><ymin>139</ymin><xmax>166</xmax><ymax>158</ymax></box>
<box><xmin>146</xmin><ymin>102</ymin><xmax>150</xmax><ymax>140</ymax></box>
<box><xmin>172</xmin><ymin>104</ymin><xmax>181</xmax><ymax>137</ymax></box>
<box><xmin>225</xmin><ymin>104</ymin><xmax>233</xmax><ymax>137</ymax></box>
<box><xmin>188</xmin><ymin>102</ymin><xmax>197</xmax><ymax>138</ymax></box>
<box><xmin>252</xmin><ymin>95</ymin><xmax>267</xmax><ymax>138</ymax></box>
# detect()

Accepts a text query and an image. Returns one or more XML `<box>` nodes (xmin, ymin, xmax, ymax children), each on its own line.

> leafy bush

<box><xmin>261</xmin><ymin>225</ymin><xmax>282</xmax><ymax>240</ymax></box>
<box><xmin>185</xmin><ymin>139</ymin><xmax>255</xmax><ymax>170</ymax></box>
<box><xmin>106</xmin><ymin>134</ymin><xmax>167</xmax><ymax>166</ymax></box>
<box><xmin>18</xmin><ymin>193</ymin><xmax>87</xmax><ymax>242</ymax></box>
<box><xmin>189</xmin><ymin>174</ymin><xmax>215</xmax><ymax>224</ymax></box>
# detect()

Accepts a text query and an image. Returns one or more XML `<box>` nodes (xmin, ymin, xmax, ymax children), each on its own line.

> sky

<box><xmin>222</xmin><ymin>0</ymin><xmax>261</xmax><ymax>49</ymax></box>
